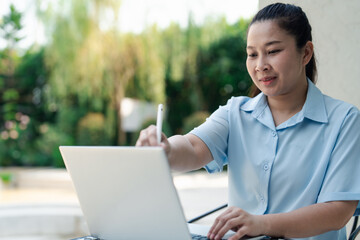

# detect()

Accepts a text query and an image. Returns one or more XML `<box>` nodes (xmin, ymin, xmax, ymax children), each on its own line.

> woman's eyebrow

<box><xmin>265</xmin><ymin>40</ymin><xmax>282</xmax><ymax>46</ymax></box>
<box><xmin>247</xmin><ymin>40</ymin><xmax>282</xmax><ymax>49</ymax></box>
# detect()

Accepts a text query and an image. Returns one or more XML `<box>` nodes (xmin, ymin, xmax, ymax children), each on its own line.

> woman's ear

<box><xmin>303</xmin><ymin>41</ymin><xmax>314</xmax><ymax>66</ymax></box>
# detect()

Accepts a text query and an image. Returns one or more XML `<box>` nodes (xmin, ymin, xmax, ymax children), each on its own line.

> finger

<box><xmin>160</xmin><ymin>133</ymin><xmax>170</xmax><ymax>152</ymax></box>
<box><xmin>136</xmin><ymin>132</ymin><xmax>148</xmax><ymax>146</ymax></box>
<box><xmin>160</xmin><ymin>132</ymin><xmax>167</xmax><ymax>142</ymax></box>
<box><xmin>136</xmin><ymin>125</ymin><xmax>156</xmax><ymax>146</ymax></box>
<box><xmin>208</xmin><ymin>208</ymin><xmax>235</xmax><ymax>238</ymax></box>
<box><xmin>135</xmin><ymin>130</ymin><xmax>148</xmax><ymax>146</ymax></box>
<box><xmin>209</xmin><ymin>208</ymin><xmax>246</xmax><ymax>239</ymax></box>
<box><xmin>147</xmin><ymin>125</ymin><xmax>160</xmax><ymax>146</ymax></box>
<box><xmin>136</xmin><ymin>126</ymin><xmax>155</xmax><ymax>146</ymax></box>
<box><xmin>208</xmin><ymin>210</ymin><xmax>228</xmax><ymax>237</ymax></box>
<box><xmin>229</xmin><ymin>227</ymin><xmax>248</xmax><ymax>240</ymax></box>
<box><xmin>215</xmin><ymin>218</ymin><xmax>242</xmax><ymax>240</ymax></box>
<box><xmin>208</xmin><ymin>207</ymin><xmax>236</xmax><ymax>233</ymax></box>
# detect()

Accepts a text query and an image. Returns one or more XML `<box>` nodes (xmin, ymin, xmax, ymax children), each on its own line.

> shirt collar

<box><xmin>302</xmin><ymin>79</ymin><xmax>328</xmax><ymax>123</ymax></box>
<box><xmin>240</xmin><ymin>91</ymin><xmax>266</xmax><ymax>114</ymax></box>
<box><xmin>240</xmin><ymin>79</ymin><xmax>328</xmax><ymax>124</ymax></box>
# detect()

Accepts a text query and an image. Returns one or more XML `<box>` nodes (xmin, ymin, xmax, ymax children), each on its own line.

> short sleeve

<box><xmin>190</xmin><ymin>99</ymin><xmax>232</xmax><ymax>173</ymax></box>
<box><xmin>317</xmin><ymin>108</ymin><xmax>360</xmax><ymax>215</ymax></box>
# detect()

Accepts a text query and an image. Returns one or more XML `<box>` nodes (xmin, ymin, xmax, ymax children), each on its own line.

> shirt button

<box><xmin>271</xmin><ymin>131</ymin><xmax>277</xmax><ymax>137</ymax></box>
<box><xmin>263</xmin><ymin>164</ymin><xmax>269</xmax><ymax>171</ymax></box>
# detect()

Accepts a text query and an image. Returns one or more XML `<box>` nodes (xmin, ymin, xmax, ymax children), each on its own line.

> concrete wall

<box><xmin>258</xmin><ymin>0</ymin><xmax>360</xmax><ymax>108</ymax></box>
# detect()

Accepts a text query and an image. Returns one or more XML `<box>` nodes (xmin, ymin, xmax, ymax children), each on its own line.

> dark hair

<box><xmin>248</xmin><ymin>3</ymin><xmax>317</xmax><ymax>97</ymax></box>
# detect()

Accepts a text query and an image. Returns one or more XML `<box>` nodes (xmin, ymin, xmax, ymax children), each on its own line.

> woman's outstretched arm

<box><xmin>136</xmin><ymin>125</ymin><xmax>213</xmax><ymax>172</ymax></box>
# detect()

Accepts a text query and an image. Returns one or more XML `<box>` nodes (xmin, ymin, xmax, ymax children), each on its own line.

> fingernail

<box><xmin>210</xmin><ymin>234</ymin><xmax>214</xmax><ymax>239</ymax></box>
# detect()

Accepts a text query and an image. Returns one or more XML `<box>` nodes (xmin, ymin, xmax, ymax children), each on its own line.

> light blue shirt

<box><xmin>190</xmin><ymin>80</ymin><xmax>360</xmax><ymax>240</ymax></box>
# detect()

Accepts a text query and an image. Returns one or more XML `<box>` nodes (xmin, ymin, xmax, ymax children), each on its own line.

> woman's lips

<box><xmin>259</xmin><ymin>76</ymin><xmax>276</xmax><ymax>86</ymax></box>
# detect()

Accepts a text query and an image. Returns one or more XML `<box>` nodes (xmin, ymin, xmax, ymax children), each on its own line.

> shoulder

<box><xmin>305</xmin><ymin>81</ymin><xmax>359</xmax><ymax>124</ymax></box>
<box><xmin>321</xmin><ymin>95</ymin><xmax>360</xmax><ymax>136</ymax></box>
<box><xmin>224</xmin><ymin>95</ymin><xmax>258</xmax><ymax>111</ymax></box>
<box><xmin>208</xmin><ymin>95</ymin><xmax>255</xmax><ymax>121</ymax></box>
<box><xmin>323</xmin><ymin>94</ymin><xmax>360</xmax><ymax>119</ymax></box>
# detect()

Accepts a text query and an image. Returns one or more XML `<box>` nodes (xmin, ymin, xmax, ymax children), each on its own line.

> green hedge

<box><xmin>182</xmin><ymin>111</ymin><xmax>210</xmax><ymax>134</ymax></box>
<box><xmin>77</xmin><ymin>112</ymin><xmax>111</xmax><ymax>146</ymax></box>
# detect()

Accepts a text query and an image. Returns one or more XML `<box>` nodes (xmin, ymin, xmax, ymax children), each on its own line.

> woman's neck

<box><xmin>267</xmin><ymin>80</ymin><xmax>308</xmax><ymax>127</ymax></box>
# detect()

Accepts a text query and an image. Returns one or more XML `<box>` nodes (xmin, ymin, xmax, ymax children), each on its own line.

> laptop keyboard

<box><xmin>72</xmin><ymin>234</ymin><xmax>274</xmax><ymax>240</ymax></box>
<box><xmin>191</xmin><ymin>234</ymin><xmax>274</xmax><ymax>240</ymax></box>
<box><xmin>70</xmin><ymin>237</ymin><xmax>102</xmax><ymax>240</ymax></box>
<box><xmin>191</xmin><ymin>234</ymin><xmax>219</xmax><ymax>239</ymax></box>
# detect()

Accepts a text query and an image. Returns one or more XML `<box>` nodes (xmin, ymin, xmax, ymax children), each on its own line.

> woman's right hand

<box><xmin>136</xmin><ymin>125</ymin><xmax>213</xmax><ymax>172</ymax></box>
<box><xmin>135</xmin><ymin>125</ymin><xmax>171</xmax><ymax>155</ymax></box>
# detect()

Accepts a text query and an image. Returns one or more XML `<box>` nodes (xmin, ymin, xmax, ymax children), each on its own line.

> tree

<box><xmin>160</xmin><ymin>16</ymin><xmax>251</xmax><ymax>134</ymax></box>
<box><xmin>0</xmin><ymin>5</ymin><xmax>51</xmax><ymax>166</ymax></box>
<box><xmin>161</xmin><ymin>16</ymin><xmax>202</xmax><ymax>134</ymax></box>
<box><xmin>0</xmin><ymin>4</ymin><xmax>23</xmax><ymax>120</ymax></box>
<box><xmin>197</xmin><ymin>19</ymin><xmax>252</xmax><ymax>112</ymax></box>
<box><xmin>37</xmin><ymin>0</ymin><xmax>127</xmax><ymax>143</ymax></box>
<box><xmin>0</xmin><ymin>5</ymin><xmax>24</xmax><ymax>166</ymax></box>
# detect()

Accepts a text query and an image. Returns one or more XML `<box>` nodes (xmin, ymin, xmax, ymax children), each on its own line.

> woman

<box><xmin>136</xmin><ymin>3</ymin><xmax>360</xmax><ymax>240</ymax></box>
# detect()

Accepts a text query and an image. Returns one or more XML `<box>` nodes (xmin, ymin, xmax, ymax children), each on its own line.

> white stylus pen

<box><xmin>156</xmin><ymin>104</ymin><xmax>164</xmax><ymax>144</ymax></box>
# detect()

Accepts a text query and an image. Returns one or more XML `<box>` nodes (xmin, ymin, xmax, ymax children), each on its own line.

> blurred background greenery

<box><xmin>0</xmin><ymin>1</ymin><xmax>253</xmax><ymax>168</ymax></box>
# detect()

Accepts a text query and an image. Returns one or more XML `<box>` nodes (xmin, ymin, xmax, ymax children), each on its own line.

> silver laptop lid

<box><xmin>60</xmin><ymin>146</ymin><xmax>191</xmax><ymax>240</ymax></box>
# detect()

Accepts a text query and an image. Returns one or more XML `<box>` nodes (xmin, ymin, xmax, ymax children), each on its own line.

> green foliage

<box><xmin>35</xmin><ymin>124</ymin><xmax>74</xmax><ymax>167</ymax></box>
<box><xmin>0</xmin><ymin>5</ymin><xmax>30</xmax><ymax>166</ymax></box>
<box><xmin>1</xmin><ymin>2</ymin><xmax>254</xmax><ymax>167</ymax></box>
<box><xmin>197</xmin><ymin>19</ymin><xmax>252</xmax><ymax>112</ymax></box>
<box><xmin>182</xmin><ymin>111</ymin><xmax>210</xmax><ymax>134</ymax></box>
<box><xmin>164</xmin><ymin>18</ymin><xmax>251</xmax><ymax>133</ymax></box>
<box><xmin>0</xmin><ymin>5</ymin><xmax>23</xmax><ymax>126</ymax></box>
<box><xmin>16</xmin><ymin>47</ymin><xmax>47</xmax><ymax>91</ymax></box>
<box><xmin>77</xmin><ymin>112</ymin><xmax>111</xmax><ymax>146</ymax></box>
<box><xmin>121</xmin><ymin>30</ymin><xmax>165</xmax><ymax>104</ymax></box>
<box><xmin>0</xmin><ymin>172</ymin><xmax>13</xmax><ymax>184</ymax></box>
<box><xmin>3</xmin><ymin>88</ymin><xmax>19</xmax><ymax>101</ymax></box>
<box><xmin>165</xmin><ymin>79</ymin><xmax>195</xmax><ymax>134</ymax></box>
<box><xmin>0</xmin><ymin>4</ymin><xmax>23</xmax><ymax>47</ymax></box>
<box><xmin>0</xmin><ymin>45</ymin><xmax>56</xmax><ymax>166</ymax></box>
<box><xmin>163</xmin><ymin>18</ymin><xmax>202</xmax><ymax>134</ymax></box>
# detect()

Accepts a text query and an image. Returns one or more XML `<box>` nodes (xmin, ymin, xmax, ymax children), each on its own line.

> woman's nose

<box><xmin>255</xmin><ymin>56</ymin><xmax>269</xmax><ymax>72</ymax></box>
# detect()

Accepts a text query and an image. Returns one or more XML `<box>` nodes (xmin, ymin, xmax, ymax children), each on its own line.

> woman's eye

<box><xmin>247</xmin><ymin>53</ymin><xmax>257</xmax><ymax>58</ymax></box>
<box><xmin>268</xmin><ymin>49</ymin><xmax>281</xmax><ymax>54</ymax></box>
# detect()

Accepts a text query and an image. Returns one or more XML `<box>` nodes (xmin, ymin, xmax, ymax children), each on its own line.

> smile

<box><xmin>259</xmin><ymin>76</ymin><xmax>276</xmax><ymax>85</ymax></box>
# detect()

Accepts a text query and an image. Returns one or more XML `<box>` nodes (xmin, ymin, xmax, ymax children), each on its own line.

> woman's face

<box><xmin>246</xmin><ymin>20</ymin><xmax>311</xmax><ymax>98</ymax></box>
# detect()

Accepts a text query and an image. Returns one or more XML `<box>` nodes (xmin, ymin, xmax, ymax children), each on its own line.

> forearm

<box><xmin>167</xmin><ymin>134</ymin><xmax>212</xmax><ymax>172</ymax></box>
<box><xmin>261</xmin><ymin>201</ymin><xmax>358</xmax><ymax>238</ymax></box>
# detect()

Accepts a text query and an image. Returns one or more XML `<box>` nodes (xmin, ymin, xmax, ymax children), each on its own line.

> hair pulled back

<box><xmin>248</xmin><ymin>3</ymin><xmax>317</xmax><ymax>97</ymax></box>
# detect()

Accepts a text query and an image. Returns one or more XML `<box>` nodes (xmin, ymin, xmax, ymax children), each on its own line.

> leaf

<box><xmin>3</xmin><ymin>88</ymin><xmax>20</xmax><ymax>101</ymax></box>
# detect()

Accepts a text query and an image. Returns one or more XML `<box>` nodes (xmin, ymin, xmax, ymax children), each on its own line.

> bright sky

<box><xmin>119</xmin><ymin>0</ymin><xmax>259</xmax><ymax>32</ymax></box>
<box><xmin>1</xmin><ymin>0</ymin><xmax>259</xmax><ymax>49</ymax></box>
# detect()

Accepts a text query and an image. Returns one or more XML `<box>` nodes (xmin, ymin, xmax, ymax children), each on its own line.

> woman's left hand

<box><xmin>207</xmin><ymin>206</ymin><xmax>265</xmax><ymax>240</ymax></box>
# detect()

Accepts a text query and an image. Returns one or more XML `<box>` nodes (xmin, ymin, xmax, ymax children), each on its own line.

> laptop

<box><xmin>59</xmin><ymin>146</ymin><xmax>268</xmax><ymax>240</ymax></box>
